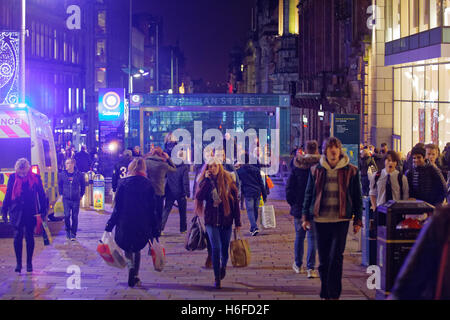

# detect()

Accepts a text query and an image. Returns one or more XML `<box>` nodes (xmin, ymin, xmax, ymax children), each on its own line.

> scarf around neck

<box><xmin>12</xmin><ymin>170</ymin><xmax>38</xmax><ymax>201</ymax></box>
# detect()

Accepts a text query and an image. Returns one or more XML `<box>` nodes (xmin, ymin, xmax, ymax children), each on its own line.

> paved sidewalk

<box><xmin>0</xmin><ymin>197</ymin><xmax>375</xmax><ymax>300</ymax></box>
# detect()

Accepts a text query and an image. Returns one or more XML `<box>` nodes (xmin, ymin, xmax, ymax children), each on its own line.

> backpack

<box><xmin>374</xmin><ymin>170</ymin><xmax>404</xmax><ymax>200</ymax></box>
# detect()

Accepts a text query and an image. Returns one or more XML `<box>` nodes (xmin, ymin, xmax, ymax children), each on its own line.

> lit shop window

<box><xmin>444</xmin><ymin>0</ymin><xmax>450</xmax><ymax>25</ymax></box>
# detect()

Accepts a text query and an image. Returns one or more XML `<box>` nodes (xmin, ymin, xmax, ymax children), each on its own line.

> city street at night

<box><xmin>1</xmin><ymin>0</ymin><xmax>450</xmax><ymax>306</ymax></box>
<box><xmin>0</xmin><ymin>182</ymin><xmax>374</xmax><ymax>300</ymax></box>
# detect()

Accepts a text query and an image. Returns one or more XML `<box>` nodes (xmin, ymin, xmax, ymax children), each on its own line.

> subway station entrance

<box><xmin>127</xmin><ymin>94</ymin><xmax>291</xmax><ymax>157</ymax></box>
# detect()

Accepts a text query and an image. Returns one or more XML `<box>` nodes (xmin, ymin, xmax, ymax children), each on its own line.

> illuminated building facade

<box><xmin>369</xmin><ymin>0</ymin><xmax>450</xmax><ymax>154</ymax></box>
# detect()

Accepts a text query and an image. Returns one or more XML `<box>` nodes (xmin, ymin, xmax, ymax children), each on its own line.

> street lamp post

<box><xmin>20</xmin><ymin>0</ymin><xmax>26</xmax><ymax>103</ymax></box>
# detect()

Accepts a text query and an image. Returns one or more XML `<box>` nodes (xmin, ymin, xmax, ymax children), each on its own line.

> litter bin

<box><xmin>375</xmin><ymin>200</ymin><xmax>434</xmax><ymax>299</ymax></box>
<box><xmin>93</xmin><ymin>174</ymin><xmax>105</xmax><ymax>211</ymax></box>
<box><xmin>362</xmin><ymin>197</ymin><xmax>377</xmax><ymax>267</ymax></box>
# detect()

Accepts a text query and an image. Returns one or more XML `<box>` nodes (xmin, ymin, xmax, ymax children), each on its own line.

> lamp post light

<box><xmin>20</xmin><ymin>0</ymin><xmax>26</xmax><ymax>103</ymax></box>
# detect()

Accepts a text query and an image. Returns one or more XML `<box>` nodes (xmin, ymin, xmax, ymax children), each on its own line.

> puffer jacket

<box><xmin>302</xmin><ymin>154</ymin><xmax>363</xmax><ymax>226</ymax></box>
<box><xmin>105</xmin><ymin>175</ymin><xmax>158</xmax><ymax>252</ymax></box>
<box><xmin>195</xmin><ymin>177</ymin><xmax>241</xmax><ymax>228</ymax></box>
<box><xmin>286</xmin><ymin>154</ymin><xmax>321</xmax><ymax>218</ymax></box>
<box><xmin>406</xmin><ymin>162</ymin><xmax>447</xmax><ymax>206</ymax></box>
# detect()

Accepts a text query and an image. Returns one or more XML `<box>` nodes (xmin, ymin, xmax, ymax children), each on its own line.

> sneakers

<box><xmin>71</xmin><ymin>237</ymin><xmax>77</xmax><ymax>242</ymax></box>
<box><xmin>250</xmin><ymin>228</ymin><xmax>259</xmax><ymax>236</ymax></box>
<box><xmin>292</xmin><ymin>263</ymin><xmax>306</xmax><ymax>274</ymax></box>
<box><xmin>307</xmin><ymin>269</ymin><xmax>319</xmax><ymax>279</ymax></box>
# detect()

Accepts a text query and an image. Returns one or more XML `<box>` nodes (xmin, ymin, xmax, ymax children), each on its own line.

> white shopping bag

<box><xmin>97</xmin><ymin>231</ymin><xmax>127</xmax><ymax>269</ymax></box>
<box><xmin>148</xmin><ymin>239</ymin><xmax>166</xmax><ymax>272</ymax></box>
<box><xmin>261</xmin><ymin>205</ymin><xmax>276</xmax><ymax>229</ymax></box>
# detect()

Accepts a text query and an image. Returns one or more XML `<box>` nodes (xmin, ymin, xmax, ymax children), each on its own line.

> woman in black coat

<box><xmin>1</xmin><ymin>158</ymin><xmax>47</xmax><ymax>273</ymax></box>
<box><xmin>105</xmin><ymin>157</ymin><xmax>158</xmax><ymax>287</ymax></box>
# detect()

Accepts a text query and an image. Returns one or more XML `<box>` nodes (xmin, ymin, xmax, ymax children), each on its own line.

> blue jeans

<box><xmin>205</xmin><ymin>225</ymin><xmax>233</xmax><ymax>280</ymax></box>
<box><xmin>63</xmin><ymin>199</ymin><xmax>80</xmax><ymax>238</ymax></box>
<box><xmin>244</xmin><ymin>197</ymin><xmax>259</xmax><ymax>232</ymax></box>
<box><xmin>294</xmin><ymin>218</ymin><xmax>316</xmax><ymax>270</ymax></box>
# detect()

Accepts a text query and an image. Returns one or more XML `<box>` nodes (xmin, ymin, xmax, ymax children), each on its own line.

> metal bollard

<box><xmin>87</xmin><ymin>171</ymin><xmax>94</xmax><ymax>207</ymax></box>
<box><xmin>80</xmin><ymin>172</ymin><xmax>90</xmax><ymax>208</ymax></box>
<box><xmin>93</xmin><ymin>174</ymin><xmax>105</xmax><ymax>211</ymax></box>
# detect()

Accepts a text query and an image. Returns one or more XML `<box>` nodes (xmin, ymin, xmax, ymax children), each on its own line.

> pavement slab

<box><xmin>0</xmin><ymin>185</ymin><xmax>376</xmax><ymax>300</ymax></box>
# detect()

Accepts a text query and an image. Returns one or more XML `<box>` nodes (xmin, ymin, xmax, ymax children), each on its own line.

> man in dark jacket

<box><xmin>58</xmin><ymin>158</ymin><xmax>85</xmax><ymax>241</ymax></box>
<box><xmin>112</xmin><ymin>150</ymin><xmax>133</xmax><ymax>193</ymax></box>
<box><xmin>237</xmin><ymin>153</ymin><xmax>267</xmax><ymax>236</ymax></box>
<box><xmin>74</xmin><ymin>146</ymin><xmax>92</xmax><ymax>173</ymax></box>
<box><xmin>161</xmin><ymin>161</ymin><xmax>190</xmax><ymax>234</ymax></box>
<box><xmin>406</xmin><ymin>145</ymin><xmax>447</xmax><ymax>206</ymax></box>
<box><xmin>286</xmin><ymin>140</ymin><xmax>320</xmax><ymax>278</ymax></box>
<box><xmin>302</xmin><ymin>137</ymin><xmax>362</xmax><ymax>300</ymax></box>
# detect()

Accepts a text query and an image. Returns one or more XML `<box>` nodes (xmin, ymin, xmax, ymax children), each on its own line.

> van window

<box><xmin>0</xmin><ymin>138</ymin><xmax>32</xmax><ymax>169</ymax></box>
<box><xmin>42</xmin><ymin>139</ymin><xmax>52</xmax><ymax>167</ymax></box>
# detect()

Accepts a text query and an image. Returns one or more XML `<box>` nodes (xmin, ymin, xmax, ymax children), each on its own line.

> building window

<box><xmin>444</xmin><ymin>0</ymin><xmax>450</xmax><ymax>25</ymax></box>
<box><xmin>394</xmin><ymin>62</ymin><xmax>450</xmax><ymax>153</ymax></box>
<box><xmin>410</xmin><ymin>0</ymin><xmax>419</xmax><ymax>35</ymax></box>
<box><xmin>97</xmin><ymin>11</ymin><xmax>106</xmax><ymax>34</ymax></box>
<box><xmin>388</xmin><ymin>0</ymin><xmax>443</xmax><ymax>41</ymax></box>
<box><xmin>54</xmin><ymin>30</ymin><xmax>58</xmax><ymax>60</ymax></box>
<box><xmin>401</xmin><ymin>0</ymin><xmax>409</xmax><ymax>38</ymax></box>
<box><xmin>393</xmin><ymin>0</ymin><xmax>401</xmax><ymax>40</ymax></box>
<box><xmin>96</xmin><ymin>39</ymin><xmax>106</xmax><ymax>64</ymax></box>
<box><xmin>95</xmin><ymin>68</ymin><xmax>106</xmax><ymax>89</ymax></box>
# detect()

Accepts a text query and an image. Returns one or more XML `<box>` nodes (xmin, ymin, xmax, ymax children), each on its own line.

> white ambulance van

<box><xmin>0</xmin><ymin>104</ymin><xmax>58</xmax><ymax>220</ymax></box>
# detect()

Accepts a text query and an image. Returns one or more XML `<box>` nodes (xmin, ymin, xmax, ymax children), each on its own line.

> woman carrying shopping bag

<box><xmin>195</xmin><ymin>159</ymin><xmax>241</xmax><ymax>289</ymax></box>
<box><xmin>1</xmin><ymin>158</ymin><xmax>47</xmax><ymax>273</ymax></box>
<box><xmin>104</xmin><ymin>157</ymin><xmax>158</xmax><ymax>287</ymax></box>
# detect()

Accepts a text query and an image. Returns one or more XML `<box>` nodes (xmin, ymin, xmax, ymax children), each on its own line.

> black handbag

<box><xmin>184</xmin><ymin>215</ymin><xmax>207</xmax><ymax>251</ymax></box>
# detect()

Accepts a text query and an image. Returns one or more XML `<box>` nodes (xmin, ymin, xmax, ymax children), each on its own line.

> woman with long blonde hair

<box><xmin>195</xmin><ymin>159</ymin><xmax>241</xmax><ymax>289</ymax></box>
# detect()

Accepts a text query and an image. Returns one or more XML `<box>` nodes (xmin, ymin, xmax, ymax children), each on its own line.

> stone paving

<box><xmin>0</xmin><ymin>179</ymin><xmax>375</xmax><ymax>300</ymax></box>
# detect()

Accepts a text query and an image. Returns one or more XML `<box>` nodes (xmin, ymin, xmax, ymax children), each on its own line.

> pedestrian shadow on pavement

<box><xmin>8</xmin><ymin>274</ymin><xmax>49</xmax><ymax>299</ymax></box>
<box><xmin>116</xmin><ymin>282</ymin><xmax>253</xmax><ymax>293</ymax></box>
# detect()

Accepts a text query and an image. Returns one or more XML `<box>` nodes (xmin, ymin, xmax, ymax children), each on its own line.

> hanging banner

<box><xmin>0</xmin><ymin>32</ymin><xmax>20</xmax><ymax>104</ymax></box>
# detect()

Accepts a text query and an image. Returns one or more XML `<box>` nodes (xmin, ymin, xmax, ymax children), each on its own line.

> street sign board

<box><xmin>332</xmin><ymin>114</ymin><xmax>360</xmax><ymax>168</ymax></box>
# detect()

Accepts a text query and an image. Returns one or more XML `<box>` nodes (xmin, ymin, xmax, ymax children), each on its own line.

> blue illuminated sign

<box><xmin>98</xmin><ymin>88</ymin><xmax>124</xmax><ymax>122</ymax></box>
<box><xmin>0</xmin><ymin>32</ymin><xmax>20</xmax><ymax>104</ymax></box>
<box><xmin>135</xmin><ymin>94</ymin><xmax>290</xmax><ymax>108</ymax></box>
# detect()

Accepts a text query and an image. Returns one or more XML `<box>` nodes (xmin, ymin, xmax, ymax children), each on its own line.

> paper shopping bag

<box><xmin>229</xmin><ymin>229</ymin><xmax>251</xmax><ymax>267</ymax></box>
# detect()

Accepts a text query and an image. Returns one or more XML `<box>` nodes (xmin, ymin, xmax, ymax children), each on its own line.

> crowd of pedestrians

<box><xmin>2</xmin><ymin>133</ymin><xmax>449</xmax><ymax>298</ymax></box>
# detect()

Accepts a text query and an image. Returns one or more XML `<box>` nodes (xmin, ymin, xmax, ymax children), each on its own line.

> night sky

<box><xmin>133</xmin><ymin>0</ymin><xmax>255</xmax><ymax>84</ymax></box>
